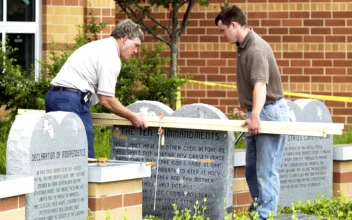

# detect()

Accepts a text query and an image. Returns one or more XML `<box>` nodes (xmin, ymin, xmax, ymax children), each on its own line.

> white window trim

<box><xmin>0</xmin><ymin>0</ymin><xmax>42</xmax><ymax>80</ymax></box>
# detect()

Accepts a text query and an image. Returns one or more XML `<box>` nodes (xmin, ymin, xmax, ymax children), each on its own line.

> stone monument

<box><xmin>111</xmin><ymin>101</ymin><xmax>234</xmax><ymax>219</ymax></box>
<box><xmin>7</xmin><ymin>112</ymin><xmax>88</xmax><ymax>220</ymax></box>
<box><xmin>279</xmin><ymin>99</ymin><xmax>333</xmax><ymax>206</ymax></box>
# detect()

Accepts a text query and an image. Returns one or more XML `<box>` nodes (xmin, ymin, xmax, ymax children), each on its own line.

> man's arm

<box><xmin>243</xmin><ymin>82</ymin><xmax>266</xmax><ymax>135</ymax></box>
<box><xmin>98</xmin><ymin>95</ymin><xmax>147</xmax><ymax>129</ymax></box>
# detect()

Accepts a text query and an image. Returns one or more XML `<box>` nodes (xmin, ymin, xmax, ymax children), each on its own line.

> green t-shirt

<box><xmin>236</xmin><ymin>30</ymin><xmax>284</xmax><ymax>109</ymax></box>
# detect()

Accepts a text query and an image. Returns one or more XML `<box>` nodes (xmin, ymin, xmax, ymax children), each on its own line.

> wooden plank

<box><xmin>18</xmin><ymin>109</ymin><xmax>45</xmax><ymax>114</ymax></box>
<box><xmin>91</xmin><ymin>112</ymin><xmax>343</xmax><ymax>130</ymax></box>
<box><xmin>18</xmin><ymin>109</ymin><xmax>344</xmax><ymax>137</ymax></box>
<box><xmin>92</xmin><ymin>115</ymin><xmax>344</xmax><ymax>137</ymax></box>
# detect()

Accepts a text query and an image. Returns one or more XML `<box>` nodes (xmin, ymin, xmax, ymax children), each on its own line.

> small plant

<box><xmin>86</xmin><ymin>208</ymin><xmax>94</xmax><ymax>220</ymax></box>
<box><xmin>144</xmin><ymin>215</ymin><xmax>162</xmax><ymax>220</ymax></box>
<box><xmin>229</xmin><ymin>108</ymin><xmax>246</xmax><ymax>149</ymax></box>
<box><xmin>172</xmin><ymin>198</ymin><xmax>210</xmax><ymax>220</ymax></box>
<box><xmin>106</xmin><ymin>209</ymin><xmax>112</xmax><ymax>220</ymax></box>
<box><xmin>279</xmin><ymin>192</ymin><xmax>352</xmax><ymax>220</ymax></box>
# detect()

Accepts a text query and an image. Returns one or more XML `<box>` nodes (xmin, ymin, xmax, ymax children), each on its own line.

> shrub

<box><xmin>229</xmin><ymin>108</ymin><xmax>246</xmax><ymax>149</ymax></box>
<box><xmin>0</xmin><ymin>118</ymin><xmax>11</xmax><ymax>174</ymax></box>
<box><xmin>116</xmin><ymin>44</ymin><xmax>190</xmax><ymax>107</ymax></box>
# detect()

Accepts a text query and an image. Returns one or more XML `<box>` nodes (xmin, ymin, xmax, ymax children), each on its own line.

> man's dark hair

<box><xmin>215</xmin><ymin>5</ymin><xmax>248</xmax><ymax>27</ymax></box>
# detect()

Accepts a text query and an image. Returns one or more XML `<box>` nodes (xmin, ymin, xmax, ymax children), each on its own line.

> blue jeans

<box><xmin>45</xmin><ymin>88</ymin><xmax>95</xmax><ymax>158</ymax></box>
<box><xmin>245</xmin><ymin>98</ymin><xmax>289</xmax><ymax>219</ymax></box>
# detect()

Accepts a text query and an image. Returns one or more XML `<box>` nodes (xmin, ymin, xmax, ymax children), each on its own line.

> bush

<box><xmin>279</xmin><ymin>193</ymin><xmax>352</xmax><ymax>219</ymax></box>
<box><xmin>0</xmin><ymin>118</ymin><xmax>12</xmax><ymax>174</ymax></box>
<box><xmin>143</xmin><ymin>193</ymin><xmax>352</xmax><ymax>220</ymax></box>
<box><xmin>229</xmin><ymin>108</ymin><xmax>246</xmax><ymax>149</ymax></box>
<box><xmin>116</xmin><ymin>44</ymin><xmax>189</xmax><ymax>107</ymax></box>
<box><xmin>0</xmin><ymin>41</ymin><xmax>50</xmax><ymax>120</ymax></box>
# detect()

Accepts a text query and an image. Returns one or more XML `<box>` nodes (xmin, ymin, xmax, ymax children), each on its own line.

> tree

<box><xmin>116</xmin><ymin>0</ymin><xmax>210</xmax><ymax>79</ymax></box>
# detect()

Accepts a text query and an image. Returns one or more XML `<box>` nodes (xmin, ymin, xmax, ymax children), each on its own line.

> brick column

<box><xmin>88</xmin><ymin>179</ymin><xmax>143</xmax><ymax>220</ymax></box>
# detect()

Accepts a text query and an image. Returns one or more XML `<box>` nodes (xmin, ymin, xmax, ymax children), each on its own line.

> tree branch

<box><xmin>117</xmin><ymin>1</ymin><xmax>171</xmax><ymax>46</ymax></box>
<box><xmin>132</xmin><ymin>2</ymin><xmax>170</xmax><ymax>35</ymax></box>
<box><xmin>177</xmin><ymin>0</ymin><xmax>197</xmax><ymax>38</ymax></box>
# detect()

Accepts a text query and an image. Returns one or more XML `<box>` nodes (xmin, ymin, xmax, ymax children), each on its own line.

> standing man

<box><xmin>215</xmin><ymin>5</ymin><xmax>289</xmax><ymax>219</ymax></box>
<box><xmin>45</xmin><ymin>19</ymin><xmax>147</xmax><ymax>159</ymax></box>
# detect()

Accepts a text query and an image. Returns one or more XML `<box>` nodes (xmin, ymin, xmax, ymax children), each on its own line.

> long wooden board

<box><xmin>91</xmin><ymin>113</ymin><xmax>343</xmax><ymax>137</ymax></box>
<box><xmin>18</xmin><ymin>109</ymin><xmax>344</xmax><ymax>137</ymax></box>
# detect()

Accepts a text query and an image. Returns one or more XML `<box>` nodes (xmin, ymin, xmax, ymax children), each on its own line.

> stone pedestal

<box><xmin>88</xmin><ymin>162</ymin><xmax>151</xmax><ymax>220</ymax></box>
<box><xmin>333</xmin><ymin>145</ymin><xmax>352</xmax><ymax>199</ymax></box>
<box><xmin>0</xmin><ymin>175</ymin><xmax>34</xmax><ymax>220</ymax></box>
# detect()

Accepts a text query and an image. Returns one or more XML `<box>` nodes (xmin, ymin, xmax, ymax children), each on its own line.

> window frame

<box><xmin>0</xmin><ymin>0</ymin><xmax>42</xmax><ymax>80</ymax></box>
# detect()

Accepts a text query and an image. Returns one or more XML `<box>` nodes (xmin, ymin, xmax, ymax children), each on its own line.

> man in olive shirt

<box><xmin>215</xmin><ymin>5</ymin><xmax>289</xmax><ymax>219</ymax></box>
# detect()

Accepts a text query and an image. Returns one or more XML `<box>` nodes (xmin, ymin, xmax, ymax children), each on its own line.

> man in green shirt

<box><xmin>215</xmin><ymin>5</ymin><xmax>289</xmax><ymax>219</ymax></box>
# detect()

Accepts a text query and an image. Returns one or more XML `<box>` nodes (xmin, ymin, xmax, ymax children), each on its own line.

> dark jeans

<box><xmin>45</xmin><ymin>88</ymin><xmax>95</xmax><ymax>158</ymax></box>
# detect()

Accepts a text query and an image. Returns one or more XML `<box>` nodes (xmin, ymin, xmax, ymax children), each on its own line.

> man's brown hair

<box><xmin>215</xmin><ymin>5</ymin><xmax>248</xmax><ymax>27</ymax></box>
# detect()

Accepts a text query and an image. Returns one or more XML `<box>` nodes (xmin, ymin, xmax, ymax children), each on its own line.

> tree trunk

<box><xmin>170</xmin><ymin>40</ymin><xmax>177</xmax><ymax>78</ymax></box>
<box><xmin>169</xmin><ymin>39</ymin><xmax>178</xmax><ymax>108</ymax></box>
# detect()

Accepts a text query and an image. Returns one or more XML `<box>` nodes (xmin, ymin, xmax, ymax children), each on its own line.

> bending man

<box><xmin>45</xmin><ymin>19</ymin><xmax>147</xmax><ymax>158</ymax></box>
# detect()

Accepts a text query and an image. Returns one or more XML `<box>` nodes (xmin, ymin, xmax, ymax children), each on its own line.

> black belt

<box><xmin>52</xmin><ymin>86</ymin><xmax>82</xmax><ymax>93</ymax></box>
<box><xmin>51</xmin><ymin>86</ymin><xmax>91</xmax><ymax>104</ymax></box>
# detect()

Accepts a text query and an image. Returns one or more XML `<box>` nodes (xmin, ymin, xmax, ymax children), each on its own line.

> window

<box><xmin>0</xmin><ymin>0</ymin><xmax>41</xmax><ymax>79</ymax></box>
<box><xmin>7</xmin><ymin>0</ymin><xmax>35</xmax><ymax>22</ymax></box>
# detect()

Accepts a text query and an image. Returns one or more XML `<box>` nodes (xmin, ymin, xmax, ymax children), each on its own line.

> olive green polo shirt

<box><xmin>236</xmin><ymin>30</ymin><xmax>284</xmax><ymax>109</ymax></box>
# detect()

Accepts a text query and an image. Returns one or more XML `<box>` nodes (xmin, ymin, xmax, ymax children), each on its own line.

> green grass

<box><xmin>333</xmin><ymin>125</ymin><xmax>352</xmax><ymax>145</ymax></box>
<box><xmin>0</xmin><ymin>118</ymin><xmax>11</xmax><ymax>174</ymax></box>
<box><xmin>0</xmin><ymin>142</ymin><xmax>6</xmax><ymax>174</ymax></box>
<box><xmin>94</xmin><ymin>126</ymin><xmax>112</xmax><ymax>158</ymax></box>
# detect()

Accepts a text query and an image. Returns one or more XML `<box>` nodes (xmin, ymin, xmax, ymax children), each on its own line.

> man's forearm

<box><xmin>251</xmin><ymin>82</ymin><xmax>266</xmax><ymax>116</ymax></box>
<box><xmin>98</xmin><ymin>95</ymin><xmax>136</xmax><ymax>121</ymax></box>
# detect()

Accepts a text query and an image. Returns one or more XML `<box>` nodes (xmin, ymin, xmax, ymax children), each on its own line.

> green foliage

<box><xmin>279</xmin><ymin>193</ymin><xmax>352</xmax><ymax>220</ymax></box>
<box><xmin>117</xmin><ymin>44</ymin><xmax>190</xmax><ymax>107</ymax></box>
<box><xmin>228</xmin><ymin>108</ymin><xmax>246</xmax><ymax>149</ymax></box>
<box><xmin>334</xmin><ymin>125</ymin><xmax>352</xmax><ymax>145</ymax></box>
<box><xmin>0</xmin><ymin>118</ymin><xmax>11</xmax><ymax>174</ymax></box>
<box><xmin>0</xmin><ymin>41</ymin><xmax>50</xmax><ymax>120</ymax></box>
<box><xmin>172</xmin><ymin>198</ymin><xmax>210</xmax><ymax>220</ymax></box>
<box><xmin>143</xmin><ymin>194</ymin><xmax>352</xmax><ymax>220</ymax></box>
<box><xmin>94</xmin><ymin>126</ymin><xmax>112</xmax><ymax>158</ymax></box>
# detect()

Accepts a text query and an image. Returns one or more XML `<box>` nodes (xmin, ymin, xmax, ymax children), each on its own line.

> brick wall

<box><xmin>88</xmin><ymin>179</ymin><xmax>143</xmax><ymax>220</ymax></box>
<box><xmin>333</xmin><ymin>160</ymin><xmax>352</xmax><ymax>198</ymax></box>
<box><xmin>115</xmin><ymin>0</ymin><xmax>352</xmax><ymax>124</ymax></box>
<box><xmin>42</xmin><ymin>0</ymin><xmax>115</xmax><ymax>54</ymax></box>
<box><xmin>233</xmin><ymin>166</ymin><xmax>251</xmax><ymax>213</ymax></box>
<box><xmin>0</xmin><ymin>195</ymin><xmax>26</xmax><ymax>220</ymax></box>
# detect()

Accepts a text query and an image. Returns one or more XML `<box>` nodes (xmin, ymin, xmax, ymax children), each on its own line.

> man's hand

<box><xmin>242</xmin><ymin>113</ymin><xmax>261</xmax><ymax>135</ymax></box>
<box><xmin>241</xmin><ymin>82</ymin><xmax>266</xmax><ymax>135</ymax></box>
<box><xmin>99</xmin><ymin>95</ymin><xmax>148</xmax><ymax>129</ymax></box>
<box><xmin>131</xmin><ymin>112</ymin><xmax>148</xmax><ymax>129</ymax></box>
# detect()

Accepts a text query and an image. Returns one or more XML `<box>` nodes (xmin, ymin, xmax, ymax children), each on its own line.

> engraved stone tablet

<box><xmin>111</xmin><ymin>101</ymin><xmax>234</xmax><ymax>219</ymax></box>
<box><xmin>279</xmin><ymin>99</ymin><xmax>333</xmax><ymax>206</ymax></box>
<box><xmin>7</xmin><ymin>112</ymin><xmax>88</xmax><ymax>220</ymax></box>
